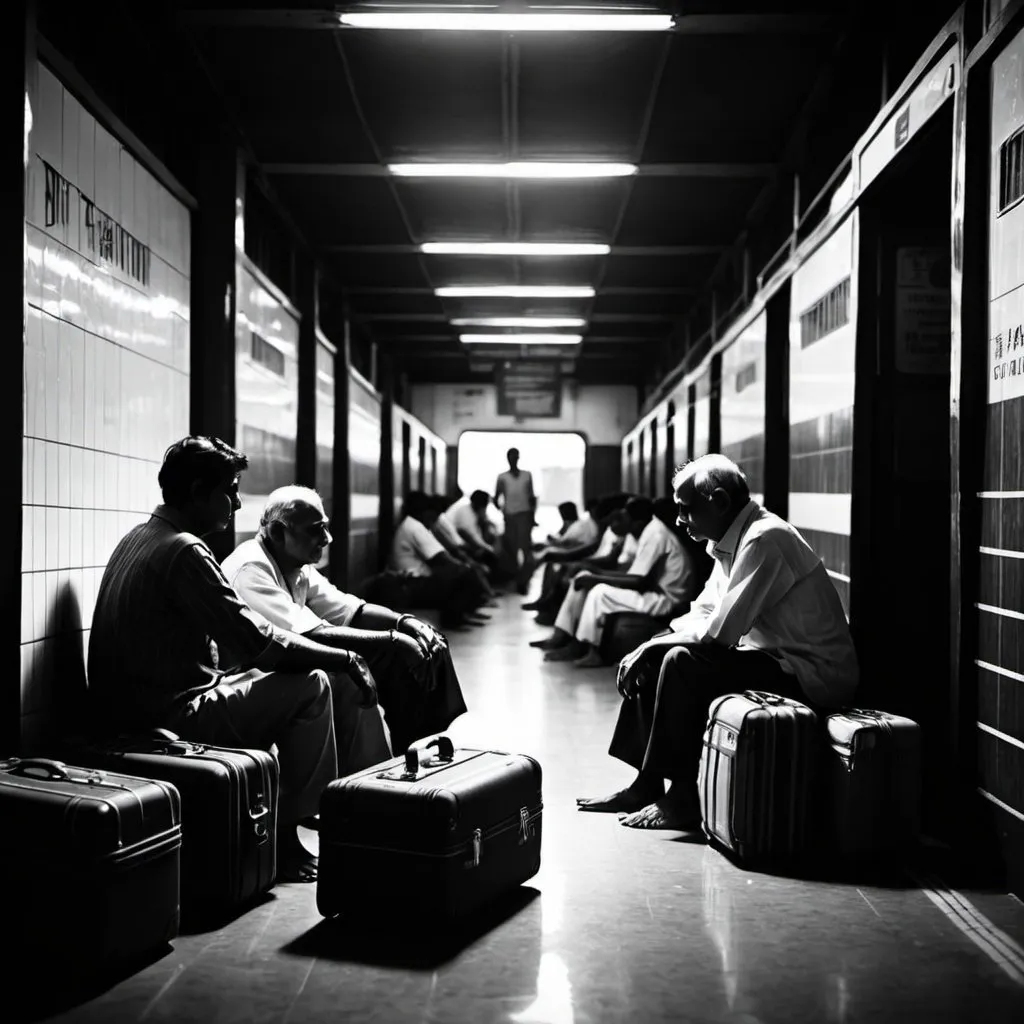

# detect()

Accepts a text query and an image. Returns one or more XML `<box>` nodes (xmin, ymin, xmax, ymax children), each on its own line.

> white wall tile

<box><xmin>36</xmin><ymin>66</ymin><xmax>62</xmax><ymax>173</ymax></box>
<box><xmin>21</xmin><ymin>576</ymin><xmax>35</xmax><ymax>642</ymax></box>
<box><xmin>58</xmin><ymin>507</ymin><xmax>70</xmax><ymax>569</ymax></box>
<box><xmin>45</xmin><ymin>439</ymin><xmax>58</xmax><ymax>507</ymax></box>
<box><xmin>82</xmin><ymin>448</ymin><xmax>95</xmax><ymax>509</ymax></box>
<box><xmin>32</xmin><ymin>440</ymin><xmax>45</xmax><ymax>506</ymax></box>
<box><xmin>69</xmin><ymin>508</ymin><xmax>82</xmax><ymax>568</ymax></box>
<box><xmin>77</xmin><ymin>106</ymin><xmax>95</xmax><ymax>202</ymax></box>
<box><xmin>57</xmin><ymin>442</ymin><xmax>70</xmax><ymax>508</ymax></box>
<box><xmin>33</xmin><ymin>507</ymin><xmax>45</xmax><ymax>573</ymax></box>
<box><xmin>120</xmin><ymin>150</ymin><xmax>135</xmax><ymax>239</ymax></box>
<box><xmin>22</xmin><ymin>510</ymin><xmax>32</xmax><ymax>573</ymax></box>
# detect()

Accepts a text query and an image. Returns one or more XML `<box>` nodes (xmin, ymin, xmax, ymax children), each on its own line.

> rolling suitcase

<box><xmin>0</xmin><ymin>757</ymin><xmax>181</xmax><ymax>971</ymax></box>
<box><xmin>824</xmin><ymin>708</ymin><xmax>922</xmax><ymax>859</ymax></box>
<box><xmin>70</xmin><ymin>729</ymin><xmax>278</xmax><ymax>916</ymax></box>
<box><xmin>698</xmin><ymin>690</ymin><xmax>818</xmax><ymax>863</ymax></box>
<box><xmin>317</xmin><ymin>735</ymin><xmax>543</xmax><ymax>921</ymax></box>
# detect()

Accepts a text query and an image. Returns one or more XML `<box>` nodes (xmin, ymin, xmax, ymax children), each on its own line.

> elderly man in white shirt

<box><xmin>533</xmin><ymin>496</ymin><xmax>699</xmax><ymax>668</ymax></box>
<box><xmin>577</xmin><ymin>454</ymin><xmax>859</xmax><ymax>831</ymax></box>
<box><xmin>222</xmin><ymin>486</ymin><xmax>468</xmax><ymax>755</ymax></box>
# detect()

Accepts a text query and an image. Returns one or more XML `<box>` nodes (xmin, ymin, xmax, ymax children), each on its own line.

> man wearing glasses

<box><xmin>222</xmin><ymin>486</ymin><xmax>468</xmax><ymax>755</ymax></box>
<box><xmin>577</xmin><ymin>454</ymin><xmax>859</xmax><ymax>832</ymax></box>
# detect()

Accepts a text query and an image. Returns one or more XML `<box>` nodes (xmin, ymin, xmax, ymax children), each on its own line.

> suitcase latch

<box><xmin>518</xmin><ymin>806</ymin><xmax>531</xmax><ymax>844</ymax></box>
<box><xmin>250</xmin><ymin>798</ymin><xmax>270</xmax><ymax>844</ymax></box>
<box><xmin>471</xmin><ymin>828</ymin><xmax>481</xmax><ymax>868</ymax></box>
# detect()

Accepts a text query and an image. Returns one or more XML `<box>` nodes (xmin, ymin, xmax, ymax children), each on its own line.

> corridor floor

<box><xmin>22</xmin><ymin>592</ymin><xmax>1024</xmax><ymax>1023</ymax></box>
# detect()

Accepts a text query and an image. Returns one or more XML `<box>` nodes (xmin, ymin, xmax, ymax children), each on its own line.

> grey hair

<box><xmin>672</xmin><ymin>454</ymin><xmax>750</xmax><ymax>506</ymax></box>
<box><xmin>258</xmin><ymin>485</ymin><xmax>324</xmax><ymax>538</ymax></box>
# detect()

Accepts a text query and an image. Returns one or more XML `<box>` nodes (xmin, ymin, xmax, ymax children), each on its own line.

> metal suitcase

<box><xmin>824</xmin><ymin>708</ymin><xmax>922</xmax><ymax>859</ymax></box>
<box><xmin>317</xmin><ymin>735</ymin><xmax>543</xmax><ymax>920</ymax></box>
<box><xmin>0</xmin><ymin>757</ymin><xmax>182</xmax><ymax>970</ymax></box>
<box><xmin>70</xmin><ymin>730</ymin><xmax>277</xmax><ymax>916</ymax></box>
<box><xmin>698</xmin><ymin>690</ymin><xmax>819</xmax><ymax>863</ymax></box>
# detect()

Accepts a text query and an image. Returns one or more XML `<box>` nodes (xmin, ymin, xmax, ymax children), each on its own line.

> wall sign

<box><xmin>894</xmin><ymin>247</ymin><xmax>950</xmax><ymax>374</ymax></box>
<box><xmin>496</xmin><ymin>361</ymin><xmax>562</xmax><ymax>418</ymax></box>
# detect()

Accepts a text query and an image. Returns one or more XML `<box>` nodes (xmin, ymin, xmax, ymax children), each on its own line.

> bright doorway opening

<box><xmin>457</xmin><ymin>431</ymin><xmax>587</xmax><ymax>540</ymax></box>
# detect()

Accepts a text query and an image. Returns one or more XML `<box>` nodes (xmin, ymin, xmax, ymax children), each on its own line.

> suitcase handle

<box><xmin>743</xmin><ymin>690</ymin><xmax>788</xmax><ymax>707</ymax></box>
<box><xmin>404</xmin><ymin>735</ymin><xmax>455</xmax><ymax>774</ymax></box>
<box><xmin>5</xmin><ymin>758</ymin><xmax>71</xmax><ymax>780</ymax></box>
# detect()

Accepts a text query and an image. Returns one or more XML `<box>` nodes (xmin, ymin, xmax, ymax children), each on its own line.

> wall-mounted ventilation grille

<box><xmin>999</xmin><ymin>127</ymin><xmax>1024</xmax><ymax>214</ymax></box>
<box><xmin>251</xmin><ymin>332</ymin><xmax>285</xmax><ymax>376</ymax></box>
<box><xmin>800</xmin><ymin>277</ymin><xmax>850</xmax><ymax>349</ymax></box>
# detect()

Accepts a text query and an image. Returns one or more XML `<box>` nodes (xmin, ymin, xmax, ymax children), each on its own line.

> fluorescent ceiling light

<box><xmin>460</xmin><ymin>334</ymin><xmax>583</xmax><ymax>345</ymax></box>
<box><xmin>423</xmin><ymin>242</ymin><xmax>609</xmax><ymax>256</ymax></box>
<box><xmin>435</xmin><ymin>286</ymin><xmax>594</xmax><ymax>298</ymax></box>
<box><xmin>390</xmin><ymin>162</ymin><xmax>636</xmax><ymax>179</ymax></box>
<box><xmin>339</xmin><ymin>13</ymin><xmax>674</xmax><ymax>32</ymax></box>
<box><xmin>451</xmin><ymin>317</ymin><xmax>586</xmax><ymax>328</ymax></box>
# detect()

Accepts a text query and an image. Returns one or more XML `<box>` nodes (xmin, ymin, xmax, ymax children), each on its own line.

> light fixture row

<box><xmin>460</xmin><ymin>334</ymin><xmax>582</xmax><ymax>346</ymax></box>
<box><xmin>339</xmin><ymin>13</ymin><xmax>674</xmax><ymax>33</ymax></box>
<box><xmin>390</xmin><ymin>162</ymin><xmax>636</xmax><ymax>179</ymax></box>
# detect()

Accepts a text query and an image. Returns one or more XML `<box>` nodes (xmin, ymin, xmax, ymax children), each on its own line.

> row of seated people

<box><xmin>527</xmin><ymin>492</ymin><xmax>713</xmax><ymax>668</ymax></box>
<box><xmin>576</xmin><ymin>454</ymin><xmax>860</xmax><ymax>831</ymax></box>
<box><xmin>86</xmin><ymin>436</ymin><xmax>469</xmax><ymax>884</ymax></box>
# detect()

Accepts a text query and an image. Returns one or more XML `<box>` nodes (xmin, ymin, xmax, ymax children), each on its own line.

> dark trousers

<box><xmin>401</xmin><ymin>566</ymin><xmax>485</xmax><ymax>626</ymax></box>
<box><xmin>609</xmin><ymin>643</ymin><xmax>805</xmax><ymax>793</ymax></box>
<box><xmin>363</xmin><ymin>642</ymin><xmax>468</xmax><ymax>753</ymax></box>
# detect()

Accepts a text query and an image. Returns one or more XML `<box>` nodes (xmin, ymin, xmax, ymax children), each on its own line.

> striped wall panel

<box><xmin>788</xmin><ymin>213</ymin><xmax>857</xmax><ymax>614</ymax></box>
<box><xmin>692</xmin><ymin>367</ymin><xmax>712</xmax><ymax>459</ymax></box>
<box><xmin>314</xmin><ymin>338</ymin><xmax>334</xmax><ymax>572</ymax></box>
<box><xmin>235</xmin><ymin>262</ymin><xmax>299</xmax><ymax>546</ymax></box>
<box><xmin>349</xmin><ymin>371</ymin><xmax>381</xmax><ymax>590</ymax></box>
<box><xmin>672</xmin><ymin>385</ymin><xmax>691</xmax><ymax>469</ymax></box>
<box><xmin>978</xmin><ymin>35</ymin><xmax>1024</xmax><ymax>881</ymax></box>
<box><xmin>720</xmin><ymin>311</ymin><xmax>767</xmax><ymax>502</ymax></box>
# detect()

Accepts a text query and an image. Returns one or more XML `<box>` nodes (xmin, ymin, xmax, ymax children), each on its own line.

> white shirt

<box><xmin>668</xmin><ymin>500</ymin><xmax>859</xmax><ymax>708</ymax></box>
<box><xmin>449</xmin><ymin>501</ymin><xmax>490</xmax><ymax>550</ymax></box>
<box><xmin>389</xmin><ymin>515</ymin><xmax>445</xmax><ymax>576</ymax></box>
<box><xmin>617</xmin><ymin>533</ymin><xmax>638</xmax><ymax>566</ymax></box>
<box><xmin>432</xmin><ymin>511</ymin><xmax>464</xmax><ymax>550</ymax></box>
<box><xmin>626</xmin><ymin>517</ymin><xmax>696</xmax><ymax>611</ymax></box>
<box><xmin>593</xmin><ymin>527</ymin><xmax>619</xmax><ymax>559</ymax></box>
<box><xmin>221</xmin><ymin>537</ymin><xmax>364</xmax><ymax>634</ymax></box>
<box><xmin>495</xmin><ymin>470</ymin><xmax>535</xmax><ymax>516</ymax></box>
<box><xmin>558</xmin><ymin>513</ymin><xmax>600</xmax><ymax>548</ymax></box>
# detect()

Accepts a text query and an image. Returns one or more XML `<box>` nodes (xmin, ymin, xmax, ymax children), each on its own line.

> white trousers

<box><xmin>554</xmin><ymin>583</ymin><xmax>674</xmax><ymax>646</ymax></box>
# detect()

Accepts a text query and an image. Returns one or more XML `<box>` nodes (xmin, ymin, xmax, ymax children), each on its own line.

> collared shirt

<box><xmin>221</xmin><ymin>537</ymin><xmax>365</xmax><ymax>635</ymax></box>
<box><xmin>389</xmin><ymin>515</ymin><xmax>445</xmax><ymax>576</ymax></box>
<box><xmin>669</xmin><ymin>499</ymin><xmax>859</xmax><ymax>708</ymax></box>
<box><xmin>87</xmin><ymin>507</ymin><xmax>288</xmax><ymax>728</ymax></box>
<box><xmin>558</xmin><ymin>513</ymin><xmax>600</xmax><ymax>548</ymax></box>
<box><xmin>495</xmin><ymin>469</ymin><xmax>535</xmax><ymax>516</ymax></box>
<box><xmin>626</xmin><ymin>516</ymin><xmax>696</xmax><ymax>611</ymax></box>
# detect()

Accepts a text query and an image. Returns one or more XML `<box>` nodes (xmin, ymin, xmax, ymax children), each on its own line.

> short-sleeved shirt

<box><xmin>221</xmin><ymin>537</ymin><xmax>364</xmax><ymax>635</ymax></box>
<box><xmin>389</xmin><ymin>515</ymin><xmax>445</xmax><ymax>576</ymax></box>
<box><xmin>495</xmin><ymin>469</ymin><xmax>535</xmax><ymax>516</ymax></box>
<box><xmin>559</xmin><ymin>513</ymin><xmax>600</xmax><ymax>548</ymax></box>
<box><xmin>432</xmin><ymin>511</ymin><xmax>464</xmax><ymax>549</ymax></box>
<box><xmin>449</xmin><ymin>501</ymin><xmax>490</xmax><ymax>549</ymax></box>
<box><xmin>626</xmin><ymin>517</ymin><xmax>696</xmax><ymax>610</ymax></box>
<box><xmin>87</xmin><ymin>507</ymin><xmax>288</xmax><ymax>729</ymax></box>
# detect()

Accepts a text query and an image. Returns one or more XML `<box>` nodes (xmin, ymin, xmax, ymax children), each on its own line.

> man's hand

<box><xmin>398</xmin><ymin>616</ymin><xmax>447</xmax><ymax>658</ymax></box>
<box><xmin>346</xmin><ymin>653</ymin><xmax>379</xmax><ymax>708</ymax></box>
<box><xmin>616</xmin><ymin>642</ymin><xmax>651</xmax><ymax>699</ymax></box>
<box><xmin>573</xmin><ymin>571</ymin><xmax>599</xmax><ymax>592</ymax></box>
<box><xmin>390</xmin><ymin>630</ymin><xmax>429</xmax><ymax>668</ymax></box>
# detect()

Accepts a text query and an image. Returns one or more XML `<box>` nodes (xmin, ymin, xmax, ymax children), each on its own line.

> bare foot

<box><xmin>279</xmin><ymin>832</ymin><xmax>319</xmax><ymax>883</ymax></box>
<box><xmin>617</xmin><ymin>796</ymin><xmax>702</xmax><ymax>831</ymax></box>
<box><xmin>576</xmin><ymin>783</ymin><xmax>664</xmax><ymax>813</ymax></box>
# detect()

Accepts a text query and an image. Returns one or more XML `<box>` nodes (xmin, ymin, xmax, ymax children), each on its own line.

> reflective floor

<box><xmin>25</xmin><ymin>592</ymin><xmax>1024</xmax><ymax>1023</ymax></box>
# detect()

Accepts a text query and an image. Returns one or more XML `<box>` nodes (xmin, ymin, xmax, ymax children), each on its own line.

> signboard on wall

<box><xmin>496</xmin><ymin>361</ymin><xmax>562</xmax><ymax>418</ymax></box>
<box><xmin>894</xmin><ymin>247</ymin><xmax>950</xmax><ymax>374</ymax></box>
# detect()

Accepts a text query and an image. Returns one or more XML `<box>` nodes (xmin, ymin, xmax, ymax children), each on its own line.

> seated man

<box><xmin>222</xmin><ymin>486</ymin><xmax>469</xmax><ymax>754</ymax></box>
<box><xmin>430</xmin><ymin>494</ymin><xmax>498</xmax><ymax>603</ymax></box>
<box><xmin>534</xmin><ymin>499</ymin><xmax>601</xmax><ymax>558</ymax></box>
<box><xmin>577</xmin><ymin>454</ymin><xmax>859</xmax><ymax>830</ymax></box>
<box><xmin>534</xmin><ymin>496</ymin><xmax>698</xmax><ymax>667</ymax></box>
<box><xmin>526</xmin><ymin>505</ymin><xmax>635</xmax><ymax>622</ymax></box>
<box><xmin>87</xmin><ymin>437</ymin><xmax>387</xmax><ymax>883</ymax></box>
<box><xmin>389</xmin><ymin>490</ymin><xmax>489</xmax><ymax>628</ymax></box>
<box><xmin>450</xmin><ymin>490</ymin><xmax>500</xmax><ymax>565</ymax></box>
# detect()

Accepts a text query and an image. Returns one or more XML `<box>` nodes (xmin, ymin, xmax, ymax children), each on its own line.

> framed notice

<box><xmin>893</xmin><ymin>246</ymin><xmax>950</xmax><ymax>374</ymax></box>
<box><xmin>496</xmin><ymin>361</ymin><xmax>562</xmax><ymax>418</ymax></box>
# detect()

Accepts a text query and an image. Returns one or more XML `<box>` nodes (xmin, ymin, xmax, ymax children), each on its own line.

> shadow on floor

<box><xmin>281</xmin><ymin>885</ymin><xmax>542</xmax><ymax>970</ymax></box>
<box><xmin>7</xmin><ymin>945</ymin><xmax>174</xmax><ymax>1023</ymax></box>
<box><xmin>177</xmin><ymin>890</ymin><xmax>279</xmax><ymax>935</ymax></box>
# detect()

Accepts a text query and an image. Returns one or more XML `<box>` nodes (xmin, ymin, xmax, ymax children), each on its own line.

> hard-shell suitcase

<box><xmin>698</xmin><ymin>690</ymin><xmax>818</xmax><ymax>863</ymax></box>
<box><xmin>0</xmin><ymin>757</ymin><xmax>182</xmax><ymax>969</ymax></box>
<box><xmin>317</xmin><ymin>735</ymin><xmax>542</xmax><ymax>920</ymax></box>
<box><xmin>71</xmin><ymin>729</ymin><xmax>277</xmax><ymax>915</ymax></box>
<box><xmin>824</xmin><ymin>707</ymin><xmax>922</xmax><ymax>859</ymax></box>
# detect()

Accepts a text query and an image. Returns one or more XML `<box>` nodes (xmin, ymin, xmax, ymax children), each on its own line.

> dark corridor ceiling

<box><xmin>176</xmin><ymin>2</ymin><xmax>861</xmax><ymax>386</ymax></box>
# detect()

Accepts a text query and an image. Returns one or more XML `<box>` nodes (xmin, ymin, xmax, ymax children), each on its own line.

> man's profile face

<box><xmin>195</xmin><ymin>473</ymin><xmax>242</xmax><ymax>535</ymax></box>
<box><xmin>280</xmin><ymin>500</ymin><xmax>332</xmax><ymax>566</ymax></box>
<box><xmin>675</xmin><ymin>477</ymin><xmax>719</xmax><ymax>543</ymax></box>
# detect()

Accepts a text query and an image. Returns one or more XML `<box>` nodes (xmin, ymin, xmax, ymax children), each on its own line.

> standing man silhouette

<box><xmin>495</xmin><ymin>447</ymin><xmax>537</xmax><ymax>595</ymax></box>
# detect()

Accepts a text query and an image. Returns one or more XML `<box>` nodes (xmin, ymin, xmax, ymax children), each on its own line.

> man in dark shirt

<box><xmin>88</xmin><ymin>436</ymin><xmax>384</xmax><ymax>883</ymax></box>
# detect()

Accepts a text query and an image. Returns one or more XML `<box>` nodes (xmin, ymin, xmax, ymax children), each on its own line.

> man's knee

<box><xmin>297</xmin><ymin>669</ymin><xmax>332</xmax><ymax>711</ymax></box>
<box><xmin>660</xmin><ymin>644</ymin><xmax>699</xmax><ymax>676</ymax></box>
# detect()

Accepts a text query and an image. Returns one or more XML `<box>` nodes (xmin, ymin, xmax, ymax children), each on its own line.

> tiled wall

<box><xmin>788</xmin><ymin>213</ymin><xmax>857</xmax><ymax>615</ymax></box>
<box><xmin>720</xmin><ymin>311</ymin><xmax>767</xmax><ymax>505</ymax></box>
<box><xmin>234</xmin><ymin>259</ymin><xmax>299</xmax><ymax>545</ymax></box>
<box><xmin>975</xmin><ymin>33</ymin><xmax>1024</xmax><ymax>875</ymax></box>
<box><xmin>21</xmin><ymin>62</ymin><xmax>191</xmax><ymax>751</ymax></box>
